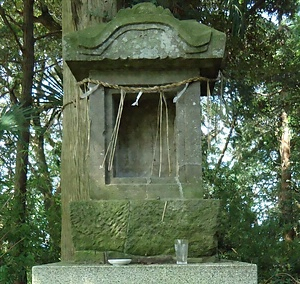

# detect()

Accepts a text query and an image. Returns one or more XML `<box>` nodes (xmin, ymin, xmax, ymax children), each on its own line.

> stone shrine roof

<box><xmin>63</xmin><ymin>3</ymin><xmax>226</xmax><ymax>81</ymax></box>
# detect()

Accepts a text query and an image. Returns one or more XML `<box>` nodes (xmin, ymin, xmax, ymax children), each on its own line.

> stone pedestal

<box><xmin>70</xmin><ymin>200</ymin><xmax>220</xmax><ymax>258</ymax></box>
<box><xmin>32</xmin><ymin>262</ymin><xmax>257</xmax><ymax>284</ymax></box>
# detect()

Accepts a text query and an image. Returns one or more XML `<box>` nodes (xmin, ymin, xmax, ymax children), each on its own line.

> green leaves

<box><xmin>0</xmin><ymin>104</ymin><xmax>32</xmax><ymax>137</ymax></box>
<box><xmin>0</xmin><ymin>0</ymin><xmax>62</xmax><ymax>283</ymax></box>
<box><xmin>196</xmin><ymin>2</ymin><xmax>300</xmax><ymax>282</ymax></box>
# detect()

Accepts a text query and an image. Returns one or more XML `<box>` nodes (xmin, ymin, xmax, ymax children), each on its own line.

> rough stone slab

<box><xmin>70</xmin><ymin>200</ymin><xmax>130</xmax><ymax>252</ymax></box>
<box><xmin>32</xmin><ymin>262</ymin><xmax>257</xmax><ymax>284</ymax></box>
<box><xmin>70</xmin><ymin>200</ymin><xmax>220</xmax><ymax>257</ymax></box>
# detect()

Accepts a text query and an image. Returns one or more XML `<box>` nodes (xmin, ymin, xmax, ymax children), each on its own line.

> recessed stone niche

<box><xmin>112</xmin><ymin>91</ymin><xmax>176</xmax><ymax>179</ymax></box>
<box><xmin>87</xmin><ymin>69</ymin><xmax>209</xmax><ymax>200</ymax></box>
<box><xmin>63</xmin><ymin>3</ymin><xmax>226</xmax><ymax>260</ymax></box>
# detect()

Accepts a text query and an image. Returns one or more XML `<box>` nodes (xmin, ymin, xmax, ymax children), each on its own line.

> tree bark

<box><xmin>32</xmin><ymin>114</ymin><xmax>61</xmax><ymax>255</ymax></box>
<box><xmin>13</xmin><ymin>0</ymin><xmax>34</xmax><ymax>283</ymax></box>
<box><xmin>61</xmin><ymin>0</ymin><xmax>118</xmax><ymax>261</ymax></box>
<box><xmin>279</xmin><ymin>110</ymin><xmax>294</xmax><ymax>241</ymax></box>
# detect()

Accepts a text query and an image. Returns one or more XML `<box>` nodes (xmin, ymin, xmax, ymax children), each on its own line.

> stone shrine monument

<box><xmin>64</xmin><ymin>2</ymin><xmax>224</xmax><ymax>260</ymax></box>
<box><xmin>32</xmin><ymin>3</ymin><xmax>257</xmax><ymax>283</ymax></box>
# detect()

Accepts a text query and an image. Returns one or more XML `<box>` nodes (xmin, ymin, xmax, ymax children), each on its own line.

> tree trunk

<box><xmin>279</xmin><ymin>110</ymin><xmax>294</xmax><ymax>241</ymax></box>
<box><xmin>32</xmin><ymin>115</ymin><xmax>61</xmax><ymax>256</ymax></box>
<box><xmin>61</xmin><ymin>0</ymin><xmax>118</xmax><ymax>261</ymax></box>
<box><xmin>13</xmin><ymin>0</ymin><xmax>34</xmax><ymax>283</ymax></box>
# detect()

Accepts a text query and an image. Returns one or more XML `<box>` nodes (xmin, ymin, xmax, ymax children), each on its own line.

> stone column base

<box><xmin>32</xmin><ymin>261</ymin><xmax>257</xmax><ymax>284</ymax></box>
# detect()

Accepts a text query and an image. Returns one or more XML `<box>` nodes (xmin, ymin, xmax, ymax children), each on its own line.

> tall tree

<box><xmin>13</xmin><ymin>1</ymin><xmax>34</xmax><ymax>283</ymax></box>
<box><xmin>0</xmin><ymin>0</ymin><xmax>62</xmax><ymax>282</ymax></box>
<box><xmin>279</xmin><ymin>109</ymin><xmax>293</xmax><ymax>240</ymax></box>
<box><xmin>61</xmin><ymin>0</ymin><xmax>118</xmax><ymax>261</ymax></box>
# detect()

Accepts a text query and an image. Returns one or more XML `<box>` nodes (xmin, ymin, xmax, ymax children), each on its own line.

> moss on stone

<box><xmin>125</xmin><ymin>200</ymin><xmax>219</xmax><ymax>256</ymax></box>
<box><xmin>70</xmin><ymin>200</ymin><xmax>129</xmax><ymax>251</ymax></box>
<box><xmin>64</xmin><ymin>3</ymin><xmax>213</xmax><ymax>51</ymax></box>
<box><xmin>70</xmin><ymin>199</ymin><xmax>220</xmax><ymax>261</ymax></box>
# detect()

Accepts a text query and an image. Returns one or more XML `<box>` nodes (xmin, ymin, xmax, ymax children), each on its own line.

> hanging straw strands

<box><xmin>150</xmin><ymin>92</ymin><xmax>171</xmax><ymax>177</ymax></box>
<box><xmin>159</xmin><ymin>92</ymin><xmax>163</xmax><ymax>177</ymax></box>
<box><xmin>100</xmin><ymin>89</ymin><xmax>126</xmax><ymax>171</ymax></box>
<box><xmin>151</xmin><ymin>96</ymin><xmax>161</xmax><ymax>177</ymax></box>
<box><xmin>162</xmin><ymin>93</ymin><xmax>171</xmax><ymax>175</ymax></box>
<box><xmin>206</xmin><ymin>80</ymin><xmax>212</xmax><ymax>150</ymax></box>
<box><xmin>76</xmin><ymin>74</ymin><xmax>221</xmax><ymax>173</ymax></box>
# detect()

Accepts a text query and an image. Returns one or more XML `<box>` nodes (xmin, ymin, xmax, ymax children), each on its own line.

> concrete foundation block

<box><xmin>32</xmin><ymin>261</ymin><xmax>257</xmax><ymax>284</ymax></box>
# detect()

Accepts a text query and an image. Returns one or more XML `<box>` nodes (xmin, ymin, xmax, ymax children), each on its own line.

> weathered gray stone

<box><xmin>32</xmin><ymin>262</ymin><xmax>258</xmax><ymax>284</ymax></box>
<box><xmin>70</xmin><ymin>201</ymin><xmax>129</xmax><ymax>252</ymax></box>
<box><xmin>70</xmin><ymin>200</ymin><xmax>220</xmax><ymax>257</ymax></box>
<box><xmin>63</xmin><ymin>2</ymin><xmax>226</xmax><ymax>80</ymax></box>
<box><xmin>87</xmin><ymin>69</ymin><xmax>205</xmax><ymax>201</ymax></box>
<box><xmin>34</xmin><ymin>4</ymin><xmax>254</xmax><ymax>284</ymax></box>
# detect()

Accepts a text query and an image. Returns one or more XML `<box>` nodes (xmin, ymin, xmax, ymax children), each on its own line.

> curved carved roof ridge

<box><xmin>66</xmin><ymin>3</ymin><xmax>213</xmax><ymax>50</ymax></box>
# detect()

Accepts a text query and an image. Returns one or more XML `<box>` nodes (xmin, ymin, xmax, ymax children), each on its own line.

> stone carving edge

<box><xmin>64</xmin><ymin>3</ymin><xmax>213</xmax><ymax>51</ymax></box>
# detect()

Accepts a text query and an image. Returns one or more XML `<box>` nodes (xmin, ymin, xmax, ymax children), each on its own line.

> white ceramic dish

<box><xmin>108</xmin><ymin>259</ymin><xmax>132</xmax><ymax>266</ymax></box>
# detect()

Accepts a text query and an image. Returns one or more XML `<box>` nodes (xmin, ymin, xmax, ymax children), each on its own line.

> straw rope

<box><xmin>77</xmin><ymin>76</ymin><xmax>218</xmax><ymax>94</ymax></box>
<box><xmin>65</xmin><ymin>75</ymin><xmax>220</xmax><ymax>173</ymax></box>
<box><xmin>62</xmin><ymin>75</ymin><xmax>219</xmax><ymax>111</ymax></box>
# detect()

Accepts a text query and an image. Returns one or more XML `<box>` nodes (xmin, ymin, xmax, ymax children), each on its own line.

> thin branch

<box><xmin>215</xmin><ymin>117</ymin><xmax>236</xmax><ymax>171</ymax></box>
<box><xmin>7</xmin><ymin>11</ymin><xmax>23</xmax><ymax>29</ymax></box>
<box><xmin>263</xmin><ymin>273</ymin><xmax>300</xmax><ymax>284</ymax></box>
<box><xmin>34</xmin><ymin>3</ymin><xmax>62</xmax><ymax>35</ymax></box>
<box><xmin>41</xmin><ymin>108</ymin><xmax>61</xmax><ymax>135</ymax></box>
<box><xmin>9</xmin><ymin>89</ymin><xmax>19</xmax><ymax>105</ymax></box>
<box><xmin>34</xmin><ymin>61</ymin><xmax>62</xmax><ymax>74</ymax></box>
<box><xmin>1</xmin><ymin>192</ymin><xmax>14</xmax><ymax>212</ymax></box>
<box><xmin>34</xmin><ymin>30</ymin><xmax>62</xmax><ymax>41</ymax></box>
<box><xmin>0</xmin><ymin>5</ymin><xmax>23</xmax><ymax>52</ymax></box>
<box><xmin>0</xmin><ymin>237</ymin><xmax>25</xmax><ymax>259</ymax></box>
<box><xmin>0</xmin><ymin>90</ymin><xmax>10</xmax><ymax>98</ymax></box>
<box><xmin>1</xmin><ymin>82</ymin><xmax>20</xmax><ymax>104</ymax></box>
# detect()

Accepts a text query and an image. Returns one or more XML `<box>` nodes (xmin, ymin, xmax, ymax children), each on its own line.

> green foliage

<box><xmin>0</xmin><ymin>0</ymin><xmax>62</xmax><ymax>282</ymax></box>
<box><xmin>198</xmin><ymin>3</ymin><xmax>300</xmax><ymax>282</ymax></box>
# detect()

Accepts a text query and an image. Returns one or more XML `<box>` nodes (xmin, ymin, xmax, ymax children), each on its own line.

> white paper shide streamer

<box><xmin>81</xmin><ymin>83</ymin><xmax>99</xmax><ymax>98</ymax></box>
<box><xmin>131</xmin><ymin>91</ymin><xmax>143</xmax><ymax>106</ymax></box>
<box><xmin>173</xmin><ymin>83</ymin><xmax>189</xmax><ymax>103</ymax></box>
